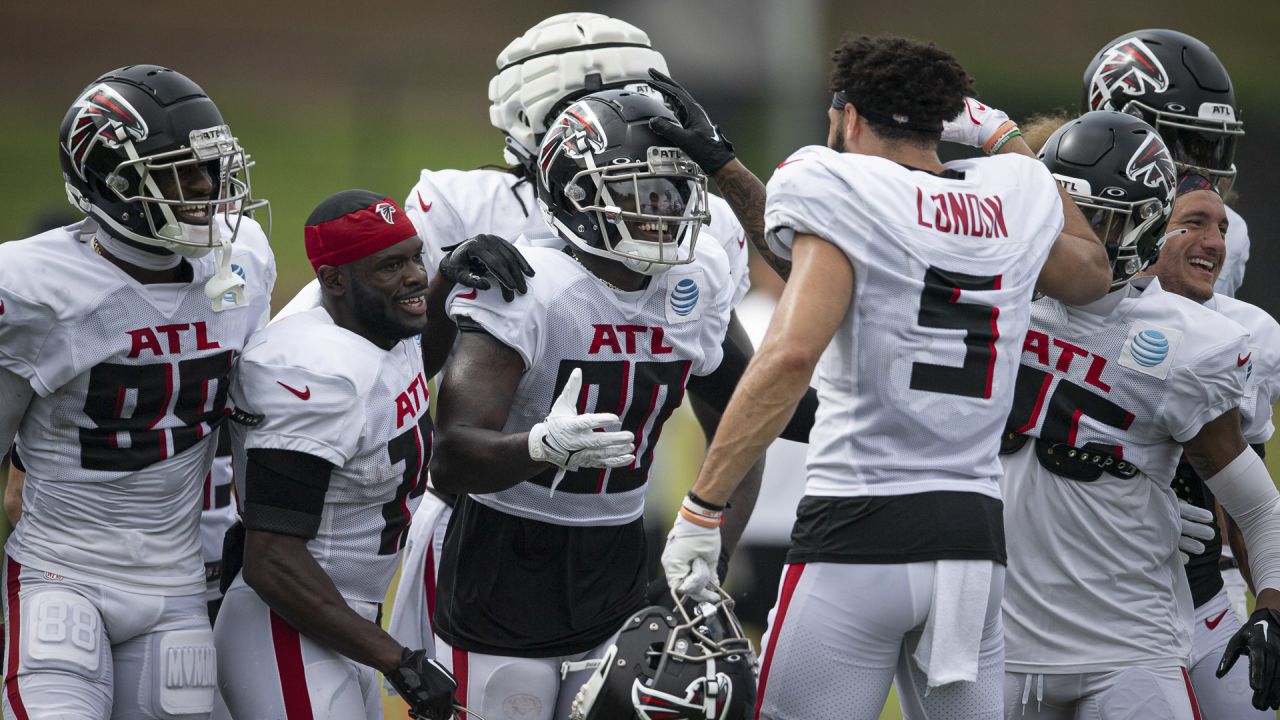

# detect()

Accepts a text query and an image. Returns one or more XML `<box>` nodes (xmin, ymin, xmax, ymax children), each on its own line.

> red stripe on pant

<box><xmin>452</xmin><ymin>647</ymin><xmax>469</xmax><ymax>720</ymax></box>
<box><xmin>270</xmin><ymin>611</ymin><xmax>315</xmax><ymax>720</ymax></box>
<box><xmin>754</xmin><ymin>562</ymin><xmax>806</xmax><ymax>720</ymax></box>
<box><xmin>1180</xmin><ymin>666</ymin><xmax>1202</xmax><ymax>720</ymax></box>
<box><xmin>4</xmin><ymin>558</ymin><xmax>29</xmax><ymax>720</ymax></box>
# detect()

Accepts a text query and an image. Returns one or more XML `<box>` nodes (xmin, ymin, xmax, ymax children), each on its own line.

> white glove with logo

<box><xmin>528</xmin><ymin>368</ymin><xmax>635</xmax><ymax>471</ymax></box>
<box><xmin>942</xmin><ymin>97</ymin><xmax>1019</xmax><ymax>154</ymax></box>
<box><xmin>661</xmin><ymin>497</ymin><xmax>724</xmax><ymax>603</ymax></box>
<box><xmin>1178</xmin><ymin>499</ymin><xmax>1217</xmax><ymax>564</ymax></box>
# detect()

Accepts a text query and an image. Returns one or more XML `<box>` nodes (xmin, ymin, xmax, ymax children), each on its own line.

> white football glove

<box><xmin>528</xmin><ymin>368</ymin><xmax>635</xmax><ymax>471</ymax></box>
<box><xmin>1178</xmin><ymin>499</ymin><xmax>1217</xmax><ymax>564</ymax></box>
<box><xmin>662</xmin><ymin>504</ymin><xmax>722</xmax><ymax>603</ymax></box>
<box><xmin>941</xmin><ymin>97</ymin><xmax>1019</xmax><ymax>154</ymax></box>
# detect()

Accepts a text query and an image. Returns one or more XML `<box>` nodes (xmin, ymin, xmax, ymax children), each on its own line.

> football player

<box><xmin>214</xmin><ymin>191</ymin><xmax>504</xmax><ymax>720</ymax></box>
<box><xmin>375</xmin><ymin>11</ymin><xmax>817</xmax><ymax>662</ymax></box>
<box><xmin>425</xmin><ymin>90</ymin><xmax>735</xmax><ymax>720</ymax></box>
<box><xmin>998</xmin><ymin>111</ymin><xmax>1280</xmax><ymax>717</ymax></box>
<box><xmin>0</xmin><ymin>65</ymin><xmax>274</xmax><ymax>719</ymax></box>
<box><xmin>1141</xmin><ymin>173</ymin><xmax>1280</xmax><ymax>718</ymax></box>
<box><xmin>1082</xmin><ymin>29</ymin><xmax>1249</xmax><ymax>297</ymax></box>
<box><xmin>661</xmin><ymin>35</ymin><xmax>1111</xmax><ymax>719</ymax></box>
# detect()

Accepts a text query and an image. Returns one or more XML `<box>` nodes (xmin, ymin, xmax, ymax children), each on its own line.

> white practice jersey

<box><xmin>0</xmin><ymin>217</ymin><xmax>275</xmax><ymax>595</ymax></box>
<box><xmin>229</xmin><ymin>307</ymin><xmax>431</xmax><ymax>604</ymax></box>
<box><xmin>1206</xmin><ymin>292</ymin><xmax>1280</xmax><ymax>444</ymax></box>
<box><xmin>447</xmin><ymin>242</ymin><xmax>732</xmax><ymax>526</ymax></box>
<box><xmin>1214</xmin><ymin>205</ymin><xmax>1248</xmax><ymax>297</ymax></box>
<box><xmin>764</xmin><ymin>145</ymin><xmax>1064</xmax><ymax>499</ymax></box>
<box><xmin>1001</xmin><ymin>278</ymin><xmax>1250</xmax><ymax>673</ymax></box>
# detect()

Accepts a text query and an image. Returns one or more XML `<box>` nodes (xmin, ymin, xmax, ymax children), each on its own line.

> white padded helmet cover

<box><xmin>489</xmin><ymin>13</ymin><xmax>669</xmax><ymax>157</ymax></box>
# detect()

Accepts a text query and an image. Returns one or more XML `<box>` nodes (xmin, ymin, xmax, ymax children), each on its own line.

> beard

<box><xmin>350</xmin><ymin>278</ymin><xmax>427</xmax><ymax>342</ymax></box>
<box><xmin>829</xmin><ymin>122</ymin><xmax>848</xmax><ymax>153</ymax></box>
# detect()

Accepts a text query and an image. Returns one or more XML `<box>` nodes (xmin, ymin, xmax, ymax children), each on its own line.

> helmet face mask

<box><xmin>566</xmin><ymin>589</ymin><xmax>757</xmax><ymax>720</ymax></box>
<box><xmin>1041</xmin><ymin>111</ymin><xmax>1177</xmax><ymax>289</ymax></box>
<box><xmin>538</xmin><ymin>92</ymin><xmax>709</xmax><ymax>277</ymax></box>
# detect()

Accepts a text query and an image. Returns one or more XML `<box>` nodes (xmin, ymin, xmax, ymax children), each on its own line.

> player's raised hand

<box><xmin>384</xmin><ymin>648</ymin><xmax>458</xmax><ymax>720</ymax></box>
<box><xmin>1217</xmin><ymin>607</ymin><xmax>1280</xmax><ymax>710</ymax></box>
<box><xmin>645</xmin><ymin>68</ymin><xmax>736</xmax><ymax>174</ymax></box>
<box><xmin>528</xmin><ymin>368</ymin><xmax>635</xmax><ymax>470</ymax></box>
<box><xmin>941</xmin><ymin>97</ymin><xmax>1020</xmax><ymax>155</ymax></box>
<box><xmin>439</xmin><ymin>233</ymin><xmax>535</xmax><ymax>302</ymax></box>
<box><xmin>1176</xmin><ymin>500</ymin><xmax>1216</xmax><ymax>563</ymax></box>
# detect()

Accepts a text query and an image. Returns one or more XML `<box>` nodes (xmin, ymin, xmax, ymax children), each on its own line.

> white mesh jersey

<box><xmin>1001</xmin><ymin>278</ymin><xmax>1250</xmax><ymax>673</ymax></box>
<box><xmin>764</xmin><ymin>145</ymin><xmax>1064</xmax><ymax>499</ymax></box>
<box><xmin>446</xmin><ymin>242</ymin><xmax>732</xmax><ymax>526</ymax></box>
<box><xmin>1214</xmin><ymin>205</ymin><xmax>1249</xmax><ymax>297</ymax></box>
<box><xmin>0</xmin><ymin>217</ymin><xmax>275</xmax><ymax>595</ymax></box>
<box><xmin>1206</xmin><ymin>292</ymin><xmax>1280</xmax><ymax>444</ymax></box>
<box><xmin>229</xmin><ymin>307</ymin><xmax>431</xmax><ymax>604</ymax></box>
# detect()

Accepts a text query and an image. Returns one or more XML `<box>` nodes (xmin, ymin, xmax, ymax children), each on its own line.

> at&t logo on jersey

<box><xmin>1119</xmin><ymin>321</ymin><xmax>1182</xmax><ymax>379</ymax></box>
<box><xmin>666</xmin><ymin>270</ymin><xmax>704</xmax><ymax>324</ymax></box>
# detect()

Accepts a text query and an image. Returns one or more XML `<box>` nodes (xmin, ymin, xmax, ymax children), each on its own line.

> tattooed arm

<box><xmin>713</xmin><ymin>159</ymin><xmax>788</xmax><ymax>280</ymax></box>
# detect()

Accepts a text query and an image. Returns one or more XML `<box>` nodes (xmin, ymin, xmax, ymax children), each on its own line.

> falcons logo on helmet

<box><xmin>1126</xmin><ymin>132</ymin><xmax>1177</xmax><ymax>196</ymax></box>
<box><xmin>1089</xmin><ymin>37</ymin><xmax>1170</xmax><ymax>111</ymax></box>
<box><xmin>539</xmin><ymin>101</ymin><xmax>609</xmax><ymax>185</ymax></box>
<box><xmin>631</xmin><ymin>674</ymin><xmax>732</xmax><ymax>720</ymax></box>
<box><xmin>62</xmin><ymin>84</ymin><xmax>150</xmax><ymax>181</ymax></box>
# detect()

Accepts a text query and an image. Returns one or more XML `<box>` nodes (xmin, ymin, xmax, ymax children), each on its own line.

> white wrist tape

<box><xmin>1205</xmin><ymin>447</ymin><xmax>1280</xmax><ymax>593</ymax></box>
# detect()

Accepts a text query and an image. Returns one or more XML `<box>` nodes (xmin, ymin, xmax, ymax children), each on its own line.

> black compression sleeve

<box><xmin>9</xmin><ymin>447</ymin><xmax>23</xmax><ymax>472</ymax></box>
<box><xmin>243</xmin><ymin>448</ymin><xmax>334</xmax><ymax>539</ymax></box>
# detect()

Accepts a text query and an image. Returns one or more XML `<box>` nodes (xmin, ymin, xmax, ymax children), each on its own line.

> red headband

<box><xmin>304</xmin><ymin>197</ymin><xmax>416</xmax><ymax>272</ymax></box>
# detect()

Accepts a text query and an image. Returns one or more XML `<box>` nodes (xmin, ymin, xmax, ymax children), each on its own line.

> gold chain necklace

<box><xmin>568</xmin><ymin>250</ymin><xmax>622</xmax><ymax>291</ymax></box>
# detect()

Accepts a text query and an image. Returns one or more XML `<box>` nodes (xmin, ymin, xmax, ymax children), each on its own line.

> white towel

<box><xmin>912</xmin><ymin>559</ymin><xmax>992</xmax><ymax>688</ymax></box>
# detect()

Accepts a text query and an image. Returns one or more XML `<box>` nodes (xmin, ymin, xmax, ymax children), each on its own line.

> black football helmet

<box><xmin>536</xmin><ymin>89</ymin><xmax>709</xmax><ymax>276</ymax></box>
<box><xmin>59</xmin><ymin>65</ymin><xmax>267</xmax><ymax>257</ymax></box>
<box><xmin>1040</xmin><ymin>111</ymin><xmax>1176</xmax><ymax>288</ymax></box>
<box><xmin>1082</xmin><ymin>29</ymin><xmax>1243</xmax><ymax>192</ymax></box>
<box><xmin>564</xmin><ymin>591</ymin><xmax>756</xmax><ymax>720</ymax></box>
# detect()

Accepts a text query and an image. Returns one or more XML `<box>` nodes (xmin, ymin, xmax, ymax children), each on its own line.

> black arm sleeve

<box><xmin>686</xmin><ymin>311</ymin><xmax>817</xmax><ymax>443</ymax></box>
<box><xmin>9</xmin><ymin>447</ymin><xmax>23</xmax><ymax>472</ymax></box>
<box><xmin>242</xmin><ymin>448</ymin><xmax>334</xmax><ymax>539</ymax></box>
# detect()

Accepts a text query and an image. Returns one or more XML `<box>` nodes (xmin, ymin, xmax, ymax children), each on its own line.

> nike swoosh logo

<box><xmin>965</xmin><ymin>98</ymin><xmax>988</xmax><ymax>126</ymax></box>
<box><xmin>776</xmin><ymin>159</ymin><xmax>800</xmax><ymax>169</ymax></box>
<box><xmin>1257</xmin><ymin>620</ymin><xmax>1269</xmax><ymax>642</ymax></box>
<box><xmin>457</xmin><ymin>288</ymin><xmax>478</xmax><ymax>300</ymax></box>
<box><xmin>276</xmin><ymin>381</ymin><xmax>311</xmax><ymax>400</ymax></box>
<box><xmin>1238</xmin><ymin>352</ymin><xmax>1252</xmax><ymax>367</ymax></box>
<box><xmin>416</xmin><ymin>191</ymin><xmax>432</xmax><ymax>213</ymax></box>
<box><xmin>1205</xmin><ymin>609</ymin><xmax>1230</xmax><ymax>630</ymax></box>
<box><xmin>0</xmin><ymin>299</ymin><xmax>5</xmax><ymax>315</ymax></box>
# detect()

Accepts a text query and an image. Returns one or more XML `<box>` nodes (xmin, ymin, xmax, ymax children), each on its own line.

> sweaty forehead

<box><xmin>364</xmin><ymin>235</ymin><xmax>423</xmax><ymax>264</ymax></box>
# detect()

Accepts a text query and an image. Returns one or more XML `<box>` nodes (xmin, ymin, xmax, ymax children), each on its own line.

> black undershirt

<box><xmin>433</xmin><ymin>495</ymin><xmax>648</xmax><ymax>657</ymax></box>
<box><xmin>786</xmin><ymin>491</ymin><xmax>1006</xmax><ymax>566</ymax></box>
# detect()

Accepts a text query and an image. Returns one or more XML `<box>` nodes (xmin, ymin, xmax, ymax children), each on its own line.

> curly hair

<box><xmin>829</xmin><ymin>35</ymin><xmax>974</xmax><ymax>146</ymax></box>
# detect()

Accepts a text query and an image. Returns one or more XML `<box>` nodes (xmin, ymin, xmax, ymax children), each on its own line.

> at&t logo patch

<box><xmin>1118</xmin><ymin>321</ymin><xmax>1181</xmax><ymax>379</ymax></box>
<box><xmin>666</xmin><ymin>270</ymin><xmax>704</xmax><ymax>324</ymax></box>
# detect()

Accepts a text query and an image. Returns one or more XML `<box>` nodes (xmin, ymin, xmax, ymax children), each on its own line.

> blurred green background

<box><xmin>2</xmin><ymin>2</ymin><xmax>1278</xmax><ymax>718</ymax></box>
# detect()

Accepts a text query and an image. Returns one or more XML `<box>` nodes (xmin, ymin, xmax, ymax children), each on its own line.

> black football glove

<box><xmin>438</xmin><ymin>233</ymin><xmax>535</xmax><ymax>303</ymax></box>
<box><xmin>1217</xmin><ymin>607</ymin><xmax>1280</xmax><ymax>710</ymax></box>
<box><xmin>645</xmin><ymin>68</ymin><xmax>736</xmax><ymax>174</ymax></box>
<box><xmin>385</xmin><ymin>648</ymin><xmax>458</xmax><ymax>720</ymax></box>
